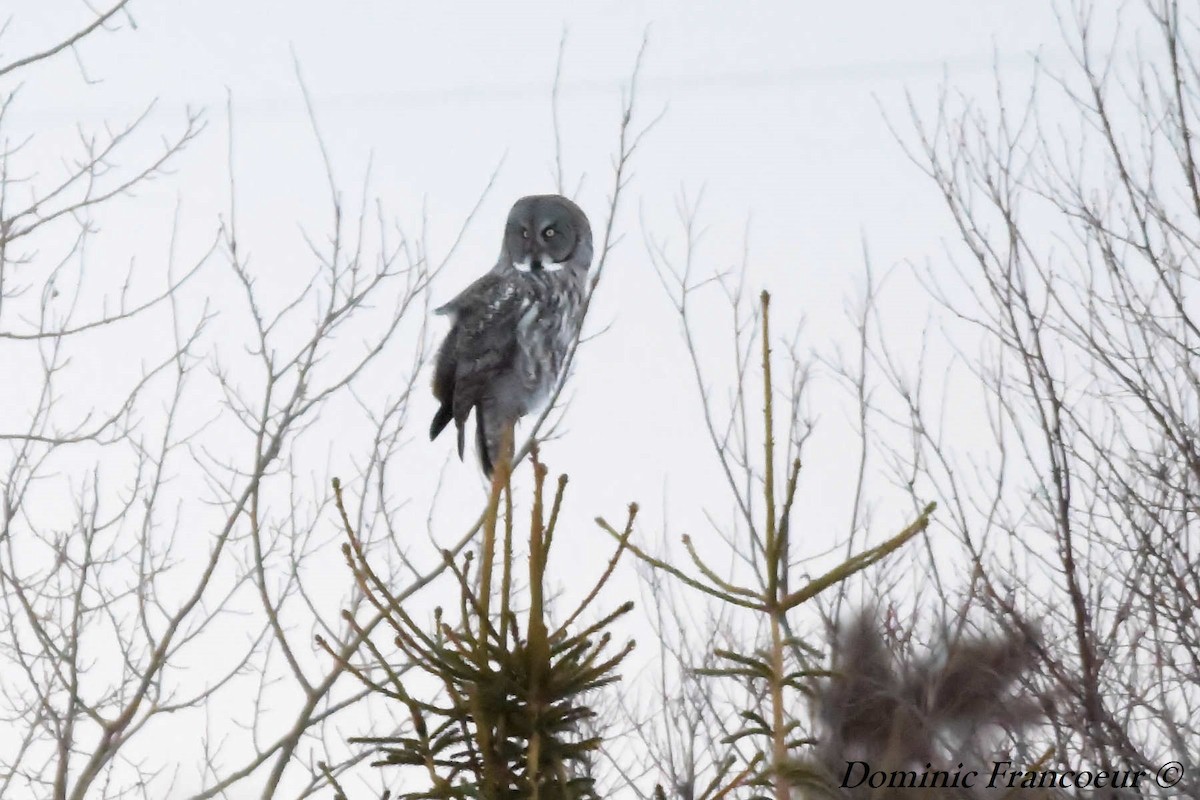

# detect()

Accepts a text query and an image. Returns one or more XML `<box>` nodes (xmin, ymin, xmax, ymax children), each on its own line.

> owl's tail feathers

<box><xmin>430</xmin><ymin>400</ymin><xmax>466</xmax><ymax>465</ymax></box>
<box><xmin>429</xmin><ymin>401</ymin><xmax>453</xmax><ymax>442</ymax></box>
<box><xmin>475</xmin><ymin>407</ymin><xmax>495</xmax><ymax>478</ymax></box>
<box><xmin>474</xmin><ymin>409</ymin><xmax>518</xmax><ymax>480</ymax></box>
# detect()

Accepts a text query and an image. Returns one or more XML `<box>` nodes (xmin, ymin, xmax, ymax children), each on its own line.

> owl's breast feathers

<box><xmin>429</xmin><ymin>270</ymin><xmax>584</xmax><ymax>467</ymax></box>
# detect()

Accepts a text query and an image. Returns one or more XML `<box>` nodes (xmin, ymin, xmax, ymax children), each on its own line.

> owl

<box><xmin>430</xmin><ymin>195</ymin><xmax>593</xmax><ymax>477</ymax></box>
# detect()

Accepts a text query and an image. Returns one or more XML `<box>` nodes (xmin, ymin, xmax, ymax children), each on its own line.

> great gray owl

<box><xmin>430</xmin><ymin>195</ymin><xmax>592</xmax><ymax>477</ymax></box>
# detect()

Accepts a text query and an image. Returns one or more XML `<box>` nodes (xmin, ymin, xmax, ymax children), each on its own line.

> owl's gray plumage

<box><xmin>430</xmin><ymin>195</ymin><xmax>592</xmax><ymax>476</ymax></box>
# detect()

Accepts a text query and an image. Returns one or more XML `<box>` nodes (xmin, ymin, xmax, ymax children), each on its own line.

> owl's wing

<box><xmin>431</xmin><ymin>272</ymin><xmax>503</xmax><ymax>439</ymax></box>
<box><xmin>429</xmin><ymin>273</ymin><xmax>525</xmax><ymax>466</ymax></box>
<box><xmin>433</xmin><ymin>270</ymin><xmax>502</xmax><ymax>318</ymax></box>
<box><xmin>429</xmin><ymin>323</ymin><xmax>459</xmax><ymax>440</ymax></box>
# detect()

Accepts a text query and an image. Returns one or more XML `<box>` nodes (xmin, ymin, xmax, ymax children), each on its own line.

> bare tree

<box><xmin>859</xmin><ymin>0</ymin><xmax>1200</xmax><ymax>795</ymax></box>
<box><xmin>0</xmin><ymin>5</ymin><xmax>659</xmax><ymax>797</ymax></box>
<box><xmin>0</xmin><ymin>5</ymin><xmax>490</xmax><ymax>797</ymax></box>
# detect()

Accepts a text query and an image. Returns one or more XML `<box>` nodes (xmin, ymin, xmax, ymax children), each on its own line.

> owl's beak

<box><xmin>511</xmin><ymin>251</ymin><xmax>542</xmax><ymax>273</ymax></box>
<box><xmin>526</xmin><ymin>242</ymin><xmax>545</xmax><ymax>270</ymax></box>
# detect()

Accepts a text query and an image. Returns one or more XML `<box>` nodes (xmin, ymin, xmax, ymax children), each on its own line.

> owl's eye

<box><xmin>543</xmin><ymin>227</ymin><xmax>556</xmax><ymax>238</ymax></box>
<box><xmin>522</xmin><ymin>229</ymin><xmax>531</xmax><ymax>239</ymax></box>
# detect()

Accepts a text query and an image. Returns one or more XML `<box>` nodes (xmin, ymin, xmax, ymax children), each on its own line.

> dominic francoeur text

<box><xmin>841</xmin><ymin>759</ymin><xmax>1186</xmax><ymax>791</ymax></box>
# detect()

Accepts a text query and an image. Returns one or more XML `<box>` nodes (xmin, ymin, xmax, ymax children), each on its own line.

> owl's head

<box><xmin>501</xmin><ymin>195</ymin><xmax>592</xmax><ymax>274</ymax></box>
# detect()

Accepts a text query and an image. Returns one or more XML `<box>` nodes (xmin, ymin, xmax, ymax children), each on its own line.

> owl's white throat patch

<box><xmin>513</xmin><ymin>257</ymin><xmax>566</xmax><ymax>273</ymax></box>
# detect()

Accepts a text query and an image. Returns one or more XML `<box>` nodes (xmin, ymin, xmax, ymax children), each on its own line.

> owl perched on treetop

<box><xmin>430</xmin><ymin>195</ymin><xmax>592</xmax><ymax>477</ymax></box>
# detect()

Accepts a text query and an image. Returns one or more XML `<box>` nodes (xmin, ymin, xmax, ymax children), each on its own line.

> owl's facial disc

<box><xmin>511</xmin><ymin>221</ymin><xmax>571</xmax><ymax>272</ymax></box>
<box><xmin>503</xmin><ymin>195</ymin><xmax>589</xmax><ymax>274</ymax></box>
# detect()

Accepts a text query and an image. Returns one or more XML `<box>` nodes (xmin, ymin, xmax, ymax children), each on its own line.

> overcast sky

<box><xmin>5</xmin><ymin>0</ymin><xmax>1063</xmax><ymax>514</ymax></box>
<box><xmin>2</xmin><ymin>1</ymin><xmax>1071</xmax><ymax>795</ymax></box>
